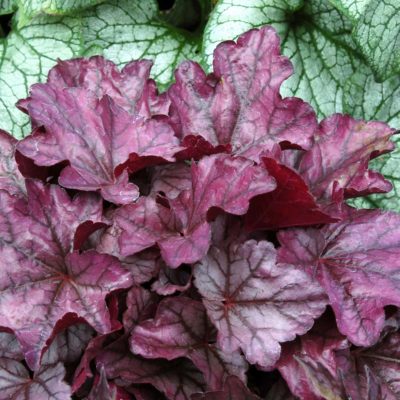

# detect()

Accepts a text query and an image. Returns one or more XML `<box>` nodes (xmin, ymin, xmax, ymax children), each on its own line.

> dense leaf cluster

<box><xmin>0</xmin><ymin>26</ymin><xmax>399</xmax><ymax>399</ymax></box>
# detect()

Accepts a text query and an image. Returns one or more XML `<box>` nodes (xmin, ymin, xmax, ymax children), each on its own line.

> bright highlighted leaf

<box><xmin>194</xmin><ymin>240</ymin><xmax>327</xmax><ymax>369</ymax></box>
<box><xmin>17</xmin><ymin>84</ymin><xmax>179</xmax><ymax>204</ymax></box>
<box><xmin>169</xmin><ymin>27</ymin><xmax>317</xmax><ymax>160</ymax></box>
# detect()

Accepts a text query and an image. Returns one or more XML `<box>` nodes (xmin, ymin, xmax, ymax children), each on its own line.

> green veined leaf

<box><xmin>352</xmin><ymin>0</ymin><xmax>400</xmax><ymax>82</ymax></box>
<box><xmin>0</xmin><ymin>16</ymin><xmax>83</xmax><ymax>138</ymax></box>
<box><xmin>329</xmin><ymin>0</ymin><xmax>400</xmax><ymax>82</ymax></box>
<box><xmin>327</xmin><ymin>0</ymin><xmax>368</xmax><ymax>21</ymax></box>
<box><xmin>16</xmin><ymin>0</ymin><xmax>105</xmax><ymax>27</ymax></box>
<box><xmin>0</xmin><ymin>0</ymin><xmax>201</xmax><ymax>138</ymax></box>
<box><xmin>0</xmin><ymin>0</ymin><xmax>16</xmax><ymax>15</ymax></box>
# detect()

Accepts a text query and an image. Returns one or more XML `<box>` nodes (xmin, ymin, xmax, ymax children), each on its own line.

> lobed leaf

<box><xmin>194</xmin><ymin>240</ymin><xmax>327</xmax><ymax>369</ymax></box>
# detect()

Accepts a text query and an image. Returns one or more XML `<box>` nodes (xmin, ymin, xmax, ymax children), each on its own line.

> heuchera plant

<box><xmin>0</xmin><ymin>26</ymin><xmax>399</xmax><ymax>399</ymax></box>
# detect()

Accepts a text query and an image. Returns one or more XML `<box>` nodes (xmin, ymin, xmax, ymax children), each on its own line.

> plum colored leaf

<box><xmin>98</xmin><ymin>228</ymin><xmax>162</xmax><ymax>285</ymax></box>
<box><xmin>0</xmin><ymin>130</ymin><xmax>26</xmax><ymax>197</ymax></box>
<box><xmin>114</xmin><ymin>154</ymin><xmax>275</xmax><ymax>267</ymax></box>
<box><xmin>191</xmin><ymin>376</ymin><xmax>259</xmax><ymax>400</ymax></box>
<box><xmin>202</xmin><ymin>0</ymin><xmax>400</xmax><ymax>211</ymax></box>
<box><xmin>0</xmin><ymin>357</ymin><xmax>71</xmax><ymax>399</ymax></box>
<box><xmin>0</xmin><ymin>332</ymin><xmax>23</xmax><ymax>361</ymax></box>
<box><xmin>88</xmin><ymin>364</ymin><xmax>118</xmax><ymax>400</ymax></box>
<box><xmin>17</xmin><ymin>86</ymin><xmax>180</xmax><ymax>204</ymax></box>
<box><xmin>157</xmin><ymin>154</ymin><xmax>276</xmax><ymax>267</ymax></box>
<box><xmin>278</xmin><ymin>209</ymin><xmax>400</xmax><ymax>346</ymax></box>
<box><xmin>194</xmin><ymin>240</ymin><xmax>327</xmax><ymax>369</ymax></box>
<box><xmin>169</xmin><ymin>27</ymin><xmax>317</xmax><ymax>161</ymax></box>
<box><xmin>175</xmin><ymin>135</ymin><xmax>231</xmax><ymax>162</ymax></box>
<box><xmin>122</xmin><ymin>286</ymin><xmax>159</xmax><ymax>333</ymax></box>
<box><xmin>21</xmin><ymin>57</ymin><xmax>169</xmax><ymax>120</ymax></box>
<box><xmin>151</xmin><ymin>163</ymin><xmax>192</xmax><ymax>199</ymax></box>
<box><xmin>0</xmin><ymin>180</ymin><xmax>132</xmax><ymax>369</ymax></box>
<box><xmin>106</xmin><ymin>196</ymin><xmax>172</xmax><ymax>257</ymax></box>
<box><xmin>203</xmin><ymin>0</ymin><xmax>358</xmax><ymax>119</ymax></box>
<box><xmin>298</xmin><ymin>114</ymin><xmax>395</xmax><ymax>204</ymax></box>
<box><xmin>97</xmin><ymin>341</ymin><xmax>206</xmax><ymax>400</ymax></box>
<box><xmin>72</xmin><ymin>330</ymin><xmax>122</xmax><ymax>393</ymax></box>
<box><xmin>42</xmin><ymin>323</ymin><xmax>95</xmax><ymax>365</ymax></box>
<box><xmin>277</xmin><ymin>328</ymin><xmax>348</xmax><ymax>400</ymax></box>
<box><xmin>338</xmin><ymin>318</ymin><xmax>400</xmax><ymax>400</ymax></box>
<box><xmin>151</xmin><ymin>264</ymin><xmax>191</xmax><ymax>296</ymax></box>
<box><xmin>131</xmin><ymin>297</ymin><xmax>248</xmax><ymax>390</ymax></box>
<box><xmin>244</xmin><ymin>157</ymin><xmax>336</xmax><ymax>230</ymax></box>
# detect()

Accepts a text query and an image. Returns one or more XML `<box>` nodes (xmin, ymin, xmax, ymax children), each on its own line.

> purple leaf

<box><xmin>122</xmin><ymin>286</ymin><xmax>159</xmax><ymax>333</ymax></box>
<box><xmin>114</xmin><ymin>154</ymin><xmax>275</xmax><ymax>267</ymax></box>
<box><xmin>0</xmin><ymin>332</ymin><xmax>23</xmax><ymax>361</ymax></box>
<box><xmin>194</xmin><ymin>240</ymin><xmax>327</xmax><ymax>369</ymax></box>
<box><xmin>299</xmin><ymin>114</ymin><xmax>395</xmax><ymax>204</ymax></box>
<box><xmin>278</xmin><ymin>209</ymin><xmax>400</xmax><ymax>346</ymax></box>
<box><xmin>17</xmin><ymin>86</ymin><xmax>180</xmax><ymax>204</ymax></box>
<box><xmin>0</xmin><ymin>358</ymin><xmax>71</xmax><ymax>399</ymax></box>
<box><xmin>168</xmin><ymin>27</ymin><xmax>317</xmax><ymax>161</ymax></box>
<box><xmin>108</xmin><ymin>196</ymin><xmax>172</xmax><ymax>257</ymax></box>
<box><xmin>0</xmin><ymin>130</ymin><xmax>26</xmax><ymax>197</ymax></box>
<box><xmin>20</xmin><ymin>56</ymin><xmax>169</xmax><ymax>119</ymax></box>
<box><xmin>151</xmin><ymin>264</ymin><xmax>191</xmax><ymax>296</ymax></box>
<box><xmin>191</xmin><ymin>376</ymin><xmax>259</xmax><ymax>400</ymax></box>
<box><xmin>338</xmin><ymin>318</ymin><xmax>400</xmax><ymax>400</ymax></box>
<box><xmin>98</xmin><ymin>228</ymin><xmax>162</xmax><ymax>285</ymax></box>
<box><xmin>151</xmin><ymin>163</ymin><xmax>192</xmax><ymax>199</ymax></box>
<box><xmin>0</xmin><ymin>180</ymin><xmax>132</xmax><ymax>369</ymax></box>
<box><xmin>42</xmin><ymin>323</ymin><xmax>95</xmax><ymax>365</ymax></box>
<box><xmin>277</xmin><ymin>328</ymin><xmax>348</xmax><ymax>400</ymax></box>
<box><xmin>131</xmin><ymin>297</ymin><xmax>247</xmax><ymax>390</ymax></box>
<box><xmin>97</xmin><ymin>341</ymin><xmax>206</xmax><ymax>400</ymax></box>
<box><xmin>88</xmin><ymin>365</ymin><xmax>118</xmax><ymax>400</ymax></box>
<box><xmin>158</xmin><ymin>154</ymin><xmax>276</xmax><ymax>267</ymax></box>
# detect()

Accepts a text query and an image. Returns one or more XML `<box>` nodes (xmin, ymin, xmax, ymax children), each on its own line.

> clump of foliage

<box><xmin>0</xmin><ymin>24</ymin><xmax>399</xmax><ymax>399</ymax></box>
